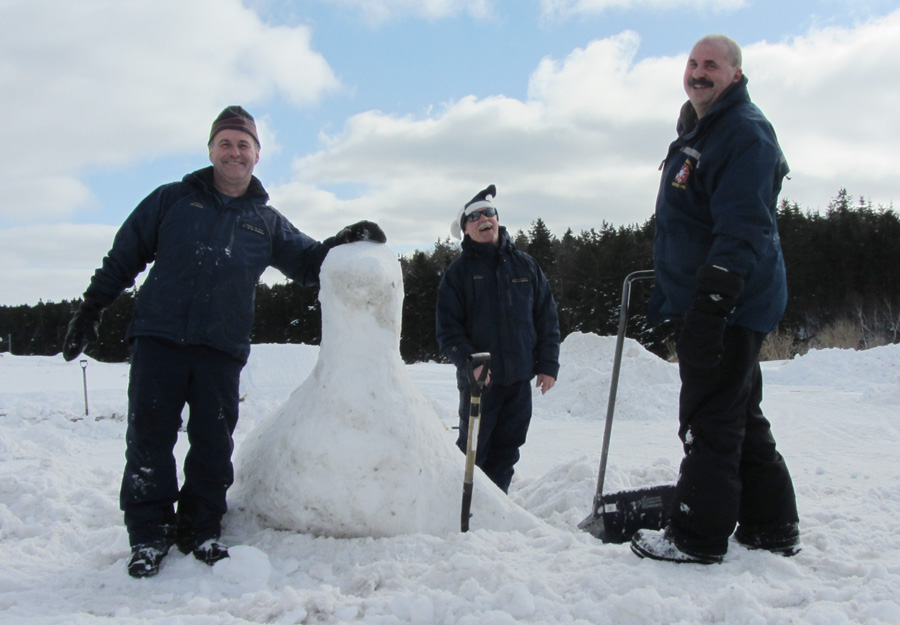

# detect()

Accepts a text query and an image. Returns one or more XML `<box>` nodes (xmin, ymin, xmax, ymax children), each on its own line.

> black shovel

<box><xmin>577</xmin><ymin>270</ymin><xmax>676</xmax><ymax>543</ymax></box>
<box><xmin>461</xmin><ymin>352</ymin><xmax>491</xmax><ymax>532</ymax></box>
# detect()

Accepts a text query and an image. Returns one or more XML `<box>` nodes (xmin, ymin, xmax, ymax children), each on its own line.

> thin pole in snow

<box><xmin>80</xmin><ymin>359</ymin><xmax>89</xmax><ymax>417</ymax></box>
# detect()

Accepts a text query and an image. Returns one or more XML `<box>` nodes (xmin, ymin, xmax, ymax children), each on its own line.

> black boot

<box><xmin>191</xmin><ymin>539</ymin><xmax>230</xmax><ymax>565</ymax></box>
<box><xmin>631</xmin><ymin>528</ymin><xmax>724</xmax><ymax>565</ymax></box>
<box><xmin>734</xmin><ymin>522</ymin><xmax>800</xmax><ymax>556</ymax></box>
<box><xmin>127</xmin><ymin>543</ymin><xmax>170</xmax><ymax>578</ymax></box>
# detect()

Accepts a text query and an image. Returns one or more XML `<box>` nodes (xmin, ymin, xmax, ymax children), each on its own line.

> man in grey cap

<box><xmin>63</xmin><ymin>105</ymin><xmax>385</xmax><ymax>578</ymax></box>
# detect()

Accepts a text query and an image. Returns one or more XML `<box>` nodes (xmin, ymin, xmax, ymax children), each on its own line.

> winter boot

<box><xmin>734</xmin><ymin>523</ymin><xmax>800</xmax><ymax>556</ymax></box>
<box><xmin>631</xmin><ymin>528</ymin><xmax>724</xmax><ymax>565</ymax></box>
<box><xmin>127</xmin><ymin>543</ymin><xmax>170</xmax><ymax>578</ymax></box>
<box><xmin>191</xmin><ymin>539</ymin><xmax>230</xmax><ymax>565</ymax></box>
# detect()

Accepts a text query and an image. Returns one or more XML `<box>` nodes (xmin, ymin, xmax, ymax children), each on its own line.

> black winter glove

<box><xmin>676</xmin><ymin>265</ymin><xmax>744</xmax><ymax>369</ymax></box>
<box><xmin>333</xmin><ymin>220</ymin><xmax>387</xmax><ymax>245</ymax></box>
<box><xmin>62</xmin><ymin>297</ymin><xmax>103</xmax><ymax>362</ymax></box>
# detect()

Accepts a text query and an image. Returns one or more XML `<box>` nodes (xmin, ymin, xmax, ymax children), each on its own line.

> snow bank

<box><xmin>551</xmin><ymin>332</ymin><xmax>679</xmax><ymax>422</ymax></box>
<box><xmin>765</xmin><ymin>343</ymin><xmax>900</xmax><ymax>402</ymax></box>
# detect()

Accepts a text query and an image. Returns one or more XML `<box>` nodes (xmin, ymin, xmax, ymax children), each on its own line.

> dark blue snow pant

<box><xmin>669</xmin><ymin>326</ymin><xmax>799</xmax><ymax>556</ymax></box>
<box><xmin>120</xmin><ymin>337</ymin><xmax>243</xmax><ymax>550</ymax></box>
<box><xmin>456</xmin><ymin>379</ymin><xmax>532</xmax><ymax>493</ymax></box>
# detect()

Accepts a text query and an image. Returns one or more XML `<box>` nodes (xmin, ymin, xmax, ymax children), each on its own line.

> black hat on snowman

<box><xmin>451</xmin><ymin>184</ymin><xmax>498</xmax><ymax>240</ymax></box>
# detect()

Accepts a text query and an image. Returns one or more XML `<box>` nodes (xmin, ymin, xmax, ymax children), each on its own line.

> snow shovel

<box><xmin>461</xmin><ymin>352</ymin><xmax>491</xmax><ymax>532</ymax></box>
<box><xmin>577</xmin><ymin>269</ymin><xmax>677</xmax><ymax>543</ymax></box>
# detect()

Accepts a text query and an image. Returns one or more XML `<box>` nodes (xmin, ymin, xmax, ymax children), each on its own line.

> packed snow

<box><xmin>236</xmin><ymin>244</ymin><xmax>536</xmax><ymax>537</ymax></box>
<box><xmin>1</xmin><ymin>243</ymin><xmax>899</xmax><ymax>624</ymax></box>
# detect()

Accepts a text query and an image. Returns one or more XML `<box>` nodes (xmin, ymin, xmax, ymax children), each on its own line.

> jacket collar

<box><xmin>462</xmin><ymin>226</ymin><xmax>513</xmax><ymax>258</ymax></box>
<box><xmin>185</xmin><ymin>166</ymin><xmax>269</xmax><ymax>202</ymax></box>
<box><xmin>677</xmin><ymin>74</ymin><xmax>750</xmax><ymax>137</ymax></box>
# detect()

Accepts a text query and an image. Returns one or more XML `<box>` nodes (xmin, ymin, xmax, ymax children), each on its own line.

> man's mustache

<box><xmin>688</xmin><ymin>78</ymin><xmax>714</xmax><ymax>88</ymax></box>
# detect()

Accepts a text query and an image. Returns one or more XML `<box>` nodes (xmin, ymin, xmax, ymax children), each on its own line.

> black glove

<box><xmin>333</xmin><ymin>220</ymin><xmax>387</xmax><ymax>245</ymax></box>
<box><xmin>62</xmin><ymin>297</ymin><xmax>103</xmax><ymax>361</ymax></box>
<box><xmin>676</xmin><ymin>265</ymin><xmax>744</xmax><ymax>369</ymax></box>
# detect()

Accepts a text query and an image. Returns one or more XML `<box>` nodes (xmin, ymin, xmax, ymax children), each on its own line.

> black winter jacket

<box><xmin>436</xmin><ymin>228</ymin><xmax>560</xmax><ymax>387</ymax></box>
<box><xmin>84</xmin><ymin>167</ymin><xmax>332</xmax><ymax>362</ymax></box>
<box><xmin>649</xmin><ymin>76</ymin><xmax>789</xmax><ymax>333</ymax></box>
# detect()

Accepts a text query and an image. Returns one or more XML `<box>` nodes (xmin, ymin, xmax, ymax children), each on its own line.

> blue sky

<box><xmin>1</xmin><ymin>0</ymin><xmax>898</xmax><ymax>306</ymax></box>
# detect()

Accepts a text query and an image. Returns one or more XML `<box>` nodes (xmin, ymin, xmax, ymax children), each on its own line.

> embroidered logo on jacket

<box><xmin>672</xmin><ymin>159</ymin><xmax>692</xmax><ymax>189</ymax></box>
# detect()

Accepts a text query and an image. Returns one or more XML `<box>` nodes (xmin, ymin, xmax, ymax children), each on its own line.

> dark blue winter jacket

<box><xmin>649</xmin><ymin>76</ymin><xmax>789</xmax><ymax>333</ymax></box>
<box><xmin>84</xmin><ymin>167</ymin><xmax>333</xmax><ymax>362</ymax></box>
<box><xmin>436</xmin><ymin>227</ymin><xmax>560</xmax><ymax>387</ymax></box>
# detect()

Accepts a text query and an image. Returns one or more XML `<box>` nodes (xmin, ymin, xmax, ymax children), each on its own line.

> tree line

<box><xmin>1</xmin><ymin>190</ymin><xmax>897</xmax><ymax>363</ymax></box>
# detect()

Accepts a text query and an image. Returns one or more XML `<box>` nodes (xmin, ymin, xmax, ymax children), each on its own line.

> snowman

<box><xmin>234</xmin><ymin>242</ymin><xmax>539</xmax><ymax>537</ymax></box>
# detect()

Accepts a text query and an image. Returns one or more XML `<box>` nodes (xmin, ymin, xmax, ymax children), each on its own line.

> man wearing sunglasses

<box><xmin>436</xmin><ymin>184</ymin><xmax>560</xmax><ymax>493</ymax></box>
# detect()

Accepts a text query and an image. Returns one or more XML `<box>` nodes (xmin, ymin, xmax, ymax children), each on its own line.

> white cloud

<box><xmin>0</xmin><ymin>0</ymin><xmax>340</xmax><ymax>221</ymax></box>
<box><xmin>272</xmin><ymin>10</ymin><xmax>900</xmax><ymax>253</ymax></box>
<box><xmin>0</xmin><ymin>224</ymin><xmax>121</xmax><ymax>305</ymax></box>
<box><xmin>3</xmin><ymin>3</ymin><xmax>899</xmax><ymax>305</ymax></box>
<box><xmin>313</xmin><ymin>0</ymin><xmax>495</xmax><ymax>25</ymax></box>
<box><xmin>539</xmin><ymin>0</ymin><xmax>746</xmax><ymax>21</ymax></box>
<box><xmin>745</xmin><ymin>10</ymin><xmax>900</xmax><ymax>209</ymax></box>
<box><xmin>274</xmin><ymin>32</ymin><xmax>681</xmax><ymax>247</ymax></box>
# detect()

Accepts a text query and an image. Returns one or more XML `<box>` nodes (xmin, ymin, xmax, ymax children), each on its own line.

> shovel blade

<box><xmin>578</xmin><ymin>484</ymin><xmax>676</xmax><ymax>543</ymax></box>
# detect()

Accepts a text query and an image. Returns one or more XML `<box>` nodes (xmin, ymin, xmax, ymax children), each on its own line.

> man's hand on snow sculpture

<box><xmin>334</xmin><ymin>221</ymin><xmax>387</xmax><ymax>244</ymax></box>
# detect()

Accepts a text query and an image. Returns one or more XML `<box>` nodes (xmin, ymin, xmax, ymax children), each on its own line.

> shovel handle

<box><xmin>590</xmin><ymin>270</ymin><xmax>655</xmax><ymax>514</ymax></box>
<box><xmin>467</xmin><ymin>352</ymin><xmax>491</xmax><ymax>393</ymax></box>
<box><xmin>462</xmin><ymin>352</ymin><xmax>491</xmax><ymax>532</ymax></box>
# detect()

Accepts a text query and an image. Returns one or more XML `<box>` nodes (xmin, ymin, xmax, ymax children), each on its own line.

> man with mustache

<box><xmin>630</xmin><ymin>35</ymin><xmax>800</xmax><ymax>563</ymax></box>
<box><xmin>62</xmin><ymin>106</ymin><xmax>386</xmax><ymax>578</ymax></box>
<box><xmin>436</xmin><ymin>184</ymin><xmax>560</xmax><ymax>493</ymax></box>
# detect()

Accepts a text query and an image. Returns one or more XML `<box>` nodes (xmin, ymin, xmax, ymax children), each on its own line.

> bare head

<box><xmin>683</xmin><ymin>34</ymin><xmax>743</xmax><ymax>118</ymax></box>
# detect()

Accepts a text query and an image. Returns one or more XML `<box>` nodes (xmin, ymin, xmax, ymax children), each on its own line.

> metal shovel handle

<box><xmin>587</xmin><ymin>270</ymin><xmax>655</xmax><ymax>517</ymax></box>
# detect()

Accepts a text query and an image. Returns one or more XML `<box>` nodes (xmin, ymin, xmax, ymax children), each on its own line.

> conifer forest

<box><xmin>2</xmin><ymin>190</ymin><xmax>897</xmax><ymax>364</ymax></box>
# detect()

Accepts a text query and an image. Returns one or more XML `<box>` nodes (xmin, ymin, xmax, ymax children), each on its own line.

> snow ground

<box><xmin>1</xmin><ymin>245</ymin><xmax>899</xmax><ymax>625</ymax></box>
<box><xmin>1</xmin><ymin>339</ymin><xmax>898</xmax><ymax>624</ymax></box>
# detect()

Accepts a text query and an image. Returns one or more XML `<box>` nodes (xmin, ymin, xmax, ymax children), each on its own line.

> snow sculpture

<box><xmin>235</xmin><ymin>242</ymin><xmax>539</xmax><ymax>537</ymax></box>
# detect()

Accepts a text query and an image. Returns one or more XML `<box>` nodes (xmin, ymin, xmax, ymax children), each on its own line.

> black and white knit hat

<box><xmin>451</xmin><ymin>184</ymin><xmax>497</xmax><ymax>239</ymax></box>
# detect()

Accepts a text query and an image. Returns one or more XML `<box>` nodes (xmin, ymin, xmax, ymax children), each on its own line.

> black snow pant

<box><xmin>120</xmin><ymin>337</ymin><xmax>243</xmax><ymax>549</ymax></box>
<box><xmin>456</xmin><ymin>379</ymin><xmax>532</xmax><ymax>494</ymax></box>
<box><xmin>669</xmin><ymin>326</ymin><xmax>798</xmax><ymax>556</ymax></box>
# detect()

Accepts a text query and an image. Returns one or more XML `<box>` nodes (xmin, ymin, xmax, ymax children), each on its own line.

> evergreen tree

<box><xmin>399</xmin><ymin>240</ymin><xmax>460</xmax><ymax>363</ymax></box>
<box><xmin>526</xmin><ymin>218</ymin><xmax>556</xmax><ymax>275</ymax></box>
<box><xmin>8</xmin><ymin>189</ymin><xmax>900</xmax><ymax>362</ymax></box>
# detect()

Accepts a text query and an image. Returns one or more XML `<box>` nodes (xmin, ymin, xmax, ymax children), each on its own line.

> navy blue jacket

<box><xmin>436</xmin><ymin>228</ymin><xmax>560</xmax><ymax>387</ymax></box>
<box><xmin>84</xmin><ymin>167</ymin><xmax>332</xmax><ymax>362</ymax></box>
<box><xmin>649</xmin><ymin>76</ymin><xmax>789</xmax><ymax>333</ymax></box>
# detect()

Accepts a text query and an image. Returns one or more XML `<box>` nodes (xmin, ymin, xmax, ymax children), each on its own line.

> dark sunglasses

<box><xmin>465</xmin><ymin>207</ymin><xmax>497</xmax><ymax>222</ymax></box>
